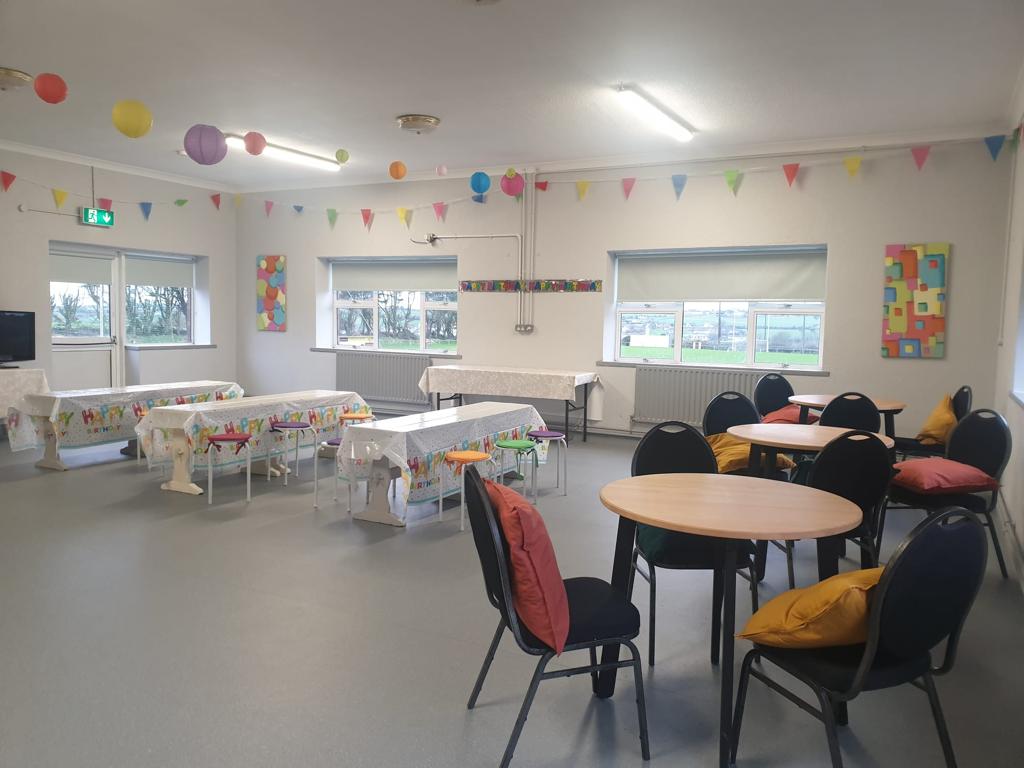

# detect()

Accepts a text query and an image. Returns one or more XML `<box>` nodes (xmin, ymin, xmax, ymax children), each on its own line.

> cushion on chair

<box><xmin>207</xmin><ymin>433</ymin><xmax>252</xmax><ymax>443</ymax></box>
<box><xmin>496</xmin><ymin>439</ymin><xmax>537</xmax><ymax>452</ymax></box>
<box><xmin>706</xmin><ymin>433</ymin><xmax>796</xmax><ymax>474</ymax></box>
<box><xmin>270</xmin><ymin>420</ymin><xmax>311</xmax><ymax>430</ymax></box>
<box><xmin>762</xmin><ymin>404</ymin><xmax>819</xmax><ymax>424</ymax></box>
<box><xmin>325</xmin><ymin>437</ymin><xmax>342</xmax><ymax>446</ymax></box>
<box><xmin>915</xmin><ymin>394</ymin><xmax>956</xmax><ymax>446</ymax></box>
<box><xmin>756</xmin><ymin>643</ymin><xmax>931</xmax><ymax>693</ymax></box>
<box><xmin>446</xmin><ymin>450</ymin><xmax>491</xmax><ymax>465</ymax></box>
<box><xmin>739</xmin><ymin>568</ymin><xmax>883</xmax><ymax>648</ymax></box>
<box><xmin>637</xmin><ymin>527</ymin><xmax>756</xmax><ymax>570</ymax></box>
<box><xmin>892</xmin><ymin>436</ymin><xmax>944</xmax><ymax>456</ymax></box>
<box><xmin>518</xmin><ymin>577</ymin><xmax>640</xmax><ymax>649</ymax></box>
<box><xmin>891</xmin><ymin>457</ymin><xmax>999</xmax><ymax>495</ymax></box>
<box><xmin>485</xmin><ymin>480</ymin><xmax>570</xmax><ymax>655</ymax></box>
<box><xmin>528</xmin><ymin>430</ymin><xmax>565</xmax><ymax>440</ymax></box>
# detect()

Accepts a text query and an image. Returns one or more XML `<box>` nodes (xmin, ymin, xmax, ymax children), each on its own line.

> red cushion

<box><xmin>892</xmin><ymin>457</ymin><xmax>999</xmax><ymax>495</ymax></box>
<box><xmin>485</xmin><ymin>480</ymin><xmax>570</xmax><ymax>654</ymax></box>
<box><xmin>762</xmin><ymin>403</ymin><xmax>819</xmax><ymax>424</ymax></box>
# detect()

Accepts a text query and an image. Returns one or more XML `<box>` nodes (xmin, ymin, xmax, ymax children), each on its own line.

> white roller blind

<box><xmin>49</xmin><ymin>252</ymin><xmax>112</xmax><ymax>285</ymax></box>
<box><xmin>125</xmin><ymin>256</ymin><xmax>195</xmax><ymax>288</ymax></box>
<box><xmin>331</xmin><ymin>257</ymin><xmax>456</xmax><ymax>291</ymax></box>
<box><xmin>617</xmin><ymin>247</ymin><xmax>827</xmax><ymax>302</ymax></box>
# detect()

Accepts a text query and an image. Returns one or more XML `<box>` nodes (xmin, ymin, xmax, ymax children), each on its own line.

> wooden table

<box><xmin>728</xmin><ymin>423</ymin><xmax>895</xmax><ymax>474</ymax></box>
<box><xmin>596</xmin><ymin>473</ymin><xmax>861</xmax><ymax>768</ymax></box>
<box><xmin>788</xmin><ymin>394</ymin><xmax>907</xmax><ymax>437</ymax></box>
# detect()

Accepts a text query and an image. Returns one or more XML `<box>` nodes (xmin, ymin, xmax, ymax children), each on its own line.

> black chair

<box><xmin>703</xmin><ymin>391</ymin><xmax>761</xmax><ymax>438</ymax></box>
<box><xmin>818</xmin><ymin>392</ymin><xmax>881</xmax><ymax>433</ymax></box>
<box><xmin>732</xmin><ymin>508</ymin><xmax>988</xmax><ymax>768</ymax></box>
<box><xmin>808</xmin><ymin>431</ymin><xmax>894</xmax><ymax>568</ymax></box>
<box><xmin>887</xmin><ymin>408</ymin><xmax>1012</xmax><ymax>578</ymax></box>
<box><xmin>894</xmin><ymin>385</ymin><xmax>973</xmax><ymax>459</ymax></box>
<box><xmin>629</xmin><ymin>421</ymin><xmax>758</xmax><ymax>667</ymax></box>
<box><xmin>753</xmin><ymin>373</ymin><xmax>795</xmax><ymax>417</ymax></box>
<box><xmin>462</xmin><ymin>465</ymin><xmax>650</xmax><ymax>766</ymax></box>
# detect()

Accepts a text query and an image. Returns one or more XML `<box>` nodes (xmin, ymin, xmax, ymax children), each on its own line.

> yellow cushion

<box><xmin>706</xmin><ymin>432</ymin><xmax>796</xmax><ymax>474</ymax></box>
<box><xmin>738</xmin><ymin>568</ymin><xmax>883</xmax><ymax>648</ymax></box>
<box><xmin>916</xmin><ymin>394</ymin><xmax>956</xmax><ymax>446</ymax></box>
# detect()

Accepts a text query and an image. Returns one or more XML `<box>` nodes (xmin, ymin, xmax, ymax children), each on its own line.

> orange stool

<box><xmin>441</xmin><ymin>450</ymin><xmax>497</xmax><ymax>531</ymax></box>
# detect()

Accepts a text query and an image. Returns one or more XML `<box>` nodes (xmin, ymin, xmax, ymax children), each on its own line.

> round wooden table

<box><xmin>788</xmin><ymin>394</ymin><xmax>907</xmax><ymax>437</ymax></box>
<box><xmin>595</xmin><ymin>473</ymin><xmax>861</xmax><ymax>768</ymax></box>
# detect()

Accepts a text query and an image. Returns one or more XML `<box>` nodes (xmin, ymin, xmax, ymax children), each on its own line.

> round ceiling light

<box><xmin>0</xmin><ymin>67</ymin><xmax>32</xmax><ymax>91</ymax></box>
<box><xmin>396</xmin><ymin>114</ymin><xmax>441</xmax><ymax>135</ymax></box>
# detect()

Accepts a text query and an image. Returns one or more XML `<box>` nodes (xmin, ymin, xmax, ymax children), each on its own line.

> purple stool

<box><xmin>528</xmin><ymin>429</ymin><xmax>568</xmax><ymax>496</ymax></box>
<box><xmin>269</xmin><ymin>420</ymin><xmax>313</xmax><ymax>486</ymax></box>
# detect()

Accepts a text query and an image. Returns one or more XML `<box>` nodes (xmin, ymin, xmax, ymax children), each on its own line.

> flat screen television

<box><xmin>0</xmin><ymin>311</ymin><xmax>35</xmax><ymax>364</ymax></box>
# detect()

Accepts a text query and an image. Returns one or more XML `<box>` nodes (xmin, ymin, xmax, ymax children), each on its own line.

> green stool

<box><xmin>496</xmin><ymin>438</ymin><xmax>538</xmax><ymax>503</ymax></box>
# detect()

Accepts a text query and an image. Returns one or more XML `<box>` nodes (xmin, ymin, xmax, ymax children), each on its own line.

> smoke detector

<box><xmin>396</xmin><ymin>114</ymin><xmax>441</xmax><ymax>135</ymax></box>
<box><xmin>0</xmin><ymin>67</ymin><xmax>32</xmax><ymax>91</ymax></box>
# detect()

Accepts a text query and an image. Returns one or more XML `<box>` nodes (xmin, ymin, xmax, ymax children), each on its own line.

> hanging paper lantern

<box><xmin>183</xmin><ymin>124</ymin><xmax>228</xmax><ymax>165</ymax></box>
<box><xmin>244</xmin><ymin>131</ymin><xmax>267</xmax><ymax>155</ymax></box>
<box><xmin>470</xmin><ymin>171</ymin><xmax>491</xmax><ymax>194</ymax></box>
<box><xmin>500</xmin><ymin>171</ymin><xmax>525</xmax><ymax>197</ymax></box>
<box><xmin>389</xmin><ymin>161</ymin><xmax>407</xmax><ymax>180</ymax></box>
<box><xmin>33</xmin><ymin>73</ymin><xmax>67</xmax><ymax>104</ymax></box>
<box><xmin>111</xmin><ymin>99</ymin><xmax>153</xmax><ymax>138</ymax></box>
<box><xmin>435</xmin><ymin>164</ymin><xmax>448</xmax><ymax>177</ymax></box>
<box><xmin>335</xmin><ymin>149</ymin><xmax>350</xmax><ymax>164</ymax></box>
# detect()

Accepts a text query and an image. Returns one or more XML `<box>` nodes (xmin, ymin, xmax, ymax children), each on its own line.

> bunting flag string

<box><xmin>264</xmin><ymin>200</ymin><xmax>274</xmax><ymax>217</ymax></box>
<box><xmin>671</xmin><ymin>174</ymin><xmax>687</xmax><ymax>200</ymax></box>
<box><xmin>984</xmin><ymin>134</ymin><xmax>1005</xmax><ymax>161</ymax></box>
<box><xmin>139</xmin><ymin>201</ymin><xmax>153</xmax><ymax>221</ymax></box>
<box><xmin>575</xmin><ymin>180</ymin><xmax>590</xmax><ymax>201</ymax></box>
<box><xmin>210</xmin><ymin>193</ymin><xmax>221</xmax><ymax>210</ymax></box>
<box><xmin>432</xmin><ymin>201</ymin><xmax>447</xmax><ymax>221</ymax></box>
<box><xmin>843</xmin><ymin>156</ymin><xmax>862</xmax><ymax>177</ymax></box>
<box><xmin>51</xmin><ymin>188</ymin><xmax>68</xmax><ymax>209</ymax></box>
<box><xmin>911</xmin><ymin>146</ymin><xmax>931</xmax><ymax>170</ymax></box>
<box><xmin>293</xmin><ymin>204</ymin><xmax>304</xmax><ymax>214</ymax></box>
<box><xmin>359</xmin><ymin>208</ymin><xmax>372</xmax><ymax>229</ymax></box>
<box><xmin>621</xmin><ymin>177</ymin><xmax>636</xmax><ymax>200</ymax></box>
<box><xmin>97</xmin><ymin>197</ymin><xmax>113</xmax><ymax>211</ymax></box>
<box><xmin>174</xmin><ymin>199</ymin><xmax>188</xmax><ymax>207</ymax></box>
<box><xmin>1</xmin><ymin>171</ymin><xmax>15</xmax><ymax>192</ymax></box>
<box><xmin>724</xmin><ymin>170</ymin><xmax>741</xmax><ymax>195</ymax></box>
<box><xmin>328</xmin><ymin>208</ymin><xmax>339</xmax><ymax>230</ymax></box>
<box><xmin>783</xmin><ymin>163</ymin><xmax>800</xmax><ymax>187</ymax></box>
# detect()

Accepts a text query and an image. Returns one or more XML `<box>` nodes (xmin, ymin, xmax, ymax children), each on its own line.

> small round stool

<box><xmin>496</xmin><ymin>439</ymin><xmax>539</xmax><ymax>502</ymax></box>
<box><xmin>268</xmin><ymin>420</ymin><xmax>313</xmax><ymax>486</ymax></box>
<box><xmin>205</xmin><ymin>433</ymin><xmax>253</xmax><ymax>505</ymax></box>
<box><xmin>313</xmin><ymin>412</ymin><xmax>375</xmax><ymax>508</ymax></box>
<box><xmin>528</xmin><ymin>429</ymin><xmax>568</xmax><ymax>496</ymax></box>
<box><xmin>441</xmin><ymin>450</ymin><xmax>496</xmax><ymax>531</ymax></box>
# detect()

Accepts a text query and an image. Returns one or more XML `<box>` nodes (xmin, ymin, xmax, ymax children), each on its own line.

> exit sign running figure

<box><xmin>81</xmin><ymin>207</ymin><xmax>114</xmax><ymax>228</ymax></box>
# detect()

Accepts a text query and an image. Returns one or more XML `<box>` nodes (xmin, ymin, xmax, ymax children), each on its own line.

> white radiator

<box><xmin>335</xmin><ymin>351</ymin><xmax>432</xmax><ymax>407</ymax></box>
<box><xmin>633</xmin><ymin>366</ymin><xmax>762</xmax><ymax>426</ymax></box>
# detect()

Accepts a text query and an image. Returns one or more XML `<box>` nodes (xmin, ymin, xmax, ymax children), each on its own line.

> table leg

<box><xmin>594</xmin><ymin>516</ymin><xmax>638</xmax><ymax>698</ymax></box>
<box><xmin>353</xmin><ymin>458</ymin><xmax>405</xmax><ymax>527</ymax></box>
<box><xmin>816</xmin><ymin>535</ymin><xmax>843</xmax><ymax>581</ymax></box>
<box><xmin>883</xmin><ymin>412</ymin><xmax>895</xmax><ymax>439</ymax></box>
<box><xmin>35</xmin><ymin>420</ymin><xmax>67</xmax><ymax>471</ymax></box>
<box><xmin>564</xmin><ymin>399</ymin><xmax>570</xmax><ymax>441</ymax></box>
<box><xmin>798</xmin><ymin>405</ymin><xmax>810</xmax><ymax>424</ymax></box>
<box><xmin>719</xmin><ymin>542</ymin><xmax>738</xmax><ymax>768</ymax></box>
<box><xmin>160</xmin><ymin>428</ymin><xmax>203</xmax><ymax>494</ymax></box>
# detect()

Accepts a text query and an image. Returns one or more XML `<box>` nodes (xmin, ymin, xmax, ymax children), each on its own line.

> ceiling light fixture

<box><xmin>224</xmin><ymin>134</ymin><xmax>340</xmax><ymax>172</ymax></box>
<box><xmin>396</xmin><ymin>114</ymin><xmax>441</xmax><ymax>135</ymax></box>
<box><xmin>616</xmin><ymin>84</ymin><xmax>695</xmax><ymax>143</ymax></box>
<box><xmin>0</xmin><ymin>66</ymin><xmax>32</xmax><ymax>91</ymax></box>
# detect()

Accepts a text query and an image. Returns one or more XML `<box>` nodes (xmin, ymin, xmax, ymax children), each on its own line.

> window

<box><xmin>49</xmin><ymin>253</ymin><xmax>113</xmax><ymax>341</ymax></box>
<box><xmin>613</xmin><ymin>246</ymin><xmax>826</xmax><ymax>369</ymax></box>
<box><xmin>124</xmin><ymin>255</ymin><xmax>195</xmax><ymax>344</ymax></box>
<box><xmin>331</xmin><ymin>258</ymin><xmax>457</xmax><ymax>353</ymax></box>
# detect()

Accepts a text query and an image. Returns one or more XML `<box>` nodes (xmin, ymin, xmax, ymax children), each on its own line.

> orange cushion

<box><xmin>446</xmin><ymin>450</ymin><xmax>491</xmax><ymax>464</ymax></box>
<box><xmin>915</xmin><ymin>394</ymin><xmax>956</xmax><ymax>446</ymax></box>
<box><xmin>762</xmin><ymin>404</ymin><xmax>819</xmax><ymax>424</ymax></box>
<box><xmin>486</xmin><ymin>480</ymin><xmax>570</xmax><ymax>655</ymax></box>
<box><xmin>706</xmin><ymin>432</ymin><xmax>796</xmax><ymax>474</ymax></box>
<box><xmin>892</xmin><ymin>457</ymin><xmax>999</xmax><ymax>495</ymax></box>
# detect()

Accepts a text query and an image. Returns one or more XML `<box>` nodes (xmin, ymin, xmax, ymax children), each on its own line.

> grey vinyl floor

<box><xmin>0</xmin><ymin>434</ymin><xmax>1022</xmax><ymax>768</ymax></box>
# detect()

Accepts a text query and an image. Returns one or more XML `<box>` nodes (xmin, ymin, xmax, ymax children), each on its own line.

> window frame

<box><xmin>49</xmin><ymin>279</ymin><xmax>115</xmax><ymax>345</ymax></box>
<box><xmin>334</xmin><ymin>289</ymin><xmax>458</xmax><ymax>354</ymax></box>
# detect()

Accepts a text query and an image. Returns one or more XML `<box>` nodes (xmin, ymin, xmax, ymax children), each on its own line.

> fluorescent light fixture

<box><xmin>225</xmin><ymin>134</ymin><xmax>341</xmax><ymax>172</ymax></box>
<box><xmin>616</xmin><ymin>84</ymin><xmax>695</xmax><ymax>143</ymax></box>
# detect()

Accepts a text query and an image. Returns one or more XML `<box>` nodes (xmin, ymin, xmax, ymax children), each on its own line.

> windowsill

<box><xmin>311</xmin><ymin>347</ymin><xmax>462</xmax><ymax>359</ymax></box>
<box><xmin>124</xmin><ymin>344</ymin><xmax>217</xmax><ymax>351</ymax></box>
<box><xmin>597</xmin><ymin>359</ymin><xmax>831</xmax><ymax>376</ymax></box>
<box><xmin>1011</xmin><ymin>391</ymin><xmax>1024</xmax><ymax>410</ymax></box>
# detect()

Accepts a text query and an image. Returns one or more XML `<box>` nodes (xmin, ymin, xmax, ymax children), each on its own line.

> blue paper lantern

<box><xmin>470</xmin><ymin>171</ymin><xmax>491</xmax><ymax>195</ymax></box>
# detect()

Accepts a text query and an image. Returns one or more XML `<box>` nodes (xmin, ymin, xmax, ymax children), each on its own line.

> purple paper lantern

<box><xmin>183</xmin><ymin>124</ymin><xmax>227</xmax><ymax>165</ymax></box>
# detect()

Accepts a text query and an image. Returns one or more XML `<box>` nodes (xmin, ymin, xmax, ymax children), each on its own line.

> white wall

<box><xmin>237</xmin><ymin>143</ymin><xmax>1011</xmax><ymax>435</ymax></box>
<box><xmin>0</xmin><ymin>148</ymin><xmax>238</xmax><ymax>387</ymax></box>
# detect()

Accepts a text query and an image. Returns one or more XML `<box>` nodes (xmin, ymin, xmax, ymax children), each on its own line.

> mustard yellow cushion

<box><xmin>916</xmin><ymin>394</ymin><xmax>956</xmax><ymax>446</ymax></box>
<box><xmin>738</xmin><ymin>568</ymin><xmax>883</xmax><ymax>648</ymax></box>
<box><xmin>706</xmin><ymin>432</ymin><xmax>796</xmax><ymax>474</ymax></box>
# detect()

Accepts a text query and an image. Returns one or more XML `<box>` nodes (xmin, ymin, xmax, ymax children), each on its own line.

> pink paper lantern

<box><xmin>243</xmin><ymin>131</ymin><xmax>267</xmax><ymax>155</ymax></box>
<box><xmin>183</xmin><ymin>124</ymin><xmax>227</xmax><ymax>165</ymax></box>
<box><xmin>500</xmin><ymin>171</ymin><xmax>525</xmax><ymax>197</ymax></box>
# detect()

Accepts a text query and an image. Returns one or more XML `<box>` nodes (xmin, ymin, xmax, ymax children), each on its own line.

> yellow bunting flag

<box><xmin>397</xmin><ymin>207</ymin><xmax>411</xmax><ymax>228</ymax></box>
<box><xmin>843</xmin><ymin>156</ymin><xmax>862</xmax><ymax>177</ymax></box>
<box><xmin>52</xmin><ymin>188</ymin><xmax>68</xmax><ymax>209</ymax></box>
<box><xmin>724</xmin><ymin>170</ymin><xmax>741</xmax><ymax>195</ymax></box>
<box><xmin>576</xmin><ymin>181</ymin><xmax>590</xmax><ymax>201</ymax></box>
<box><xmin>233</xmin><ymin>193</ymin><xmax>243</xmax><ymax>209</ymax></box>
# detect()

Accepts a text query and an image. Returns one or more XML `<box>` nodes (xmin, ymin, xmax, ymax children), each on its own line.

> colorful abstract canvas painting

<box><xmin>882</xmin><ymin>243</ymin><xmax>948</xmax><ymax>358</ymax></box>
<box><xmin>257</xmin><ymin>255</ymin><xmax>287</xmax><ymax>332</ymax></box>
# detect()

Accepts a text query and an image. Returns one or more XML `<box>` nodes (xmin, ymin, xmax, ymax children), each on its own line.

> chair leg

<box><xmin>438</xmin><ymin>462</ymin><xmax>444</xmax><ymax>523</ymax></box>
<box><xmin>207</xmin><ymin>449</ymin><xmax>214</xmax><ymax>506</ymax></box>
<box><xmin>711</xmin><ymin>566</ymin><xmax>723</xmax><ymax>666</ymax></box>
<box><xmin>922</xmin><ymin>673</ymin><xmax>958</xmax><ymax>767</ymax></box>
<box><xmin>460</xmin><ymin>469</ymin><xmax>467</xmax><ymax>532</ymax></box>
<box><xmin>648</xmin><ymin>563</ymin><xmax>657</xmax><ymax>667</ymax></box>
<box><xmin>749</xmin><ymin>566</ymin><xmax>759</xmax><ymax>612</ymax></box>
<box><xmin>467</xmin><ymin>621</ymin><xmax>505</xmax><ymax>710</ymax></box>
<box><xmin>814</xmin><ymin>689</ymin><xmax>844</xmax><ymax>767</ymax></box>
<box><xmin>561</xmin><ymin>438</ymin><xmax>568</xmax><ymax>496</ymax></box>
<box><xmin>245</xmin><ymin>444</ymin><xmax>251</xmax><ymax>502</ymax></box>
<box><xmin>500</xmin><ymin>654</ymin><xmax>550</xmax><ymax>768</ymax></box>
<box><xmin>785</xmin><ymin>541</ymin><xmax>796</xmax><ymax>589</ymax></box>
<box><xmin>730</xmin><ymin>649</ymin><xmax>759</xmax><ymax>763</ymax></box>
<box><xmin>589</xmin><ymin>646</ymin><xmax>598</xmax><ymax>689</ymax></box>
<box><xmin>626</xmin><ymin>640</ymin><xmax>651</xmax><ymax>761</ymax></box>
<box><xmin>982</xmin><ymin>509</ymin><xmax>1009</xmax><ymax>579</ymax></box>
<box><xmin>875</xmin><ymin>497</ymin><xmax>890</xmax><ymax>556</ymax></box>
<box><xmin>313</xmin><ymin>443</ymin><xmax>320</xmax><ymax>509</ymax></box>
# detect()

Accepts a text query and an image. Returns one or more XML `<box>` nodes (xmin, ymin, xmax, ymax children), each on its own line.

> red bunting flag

<box><xmin>911</xmin><ymin>146</ymin><xmax>931</xmax><ymax>170</ymax></box>
<box><xmin>0</xmin><ymin>171</ymin><xmax>14</xmax><ymax>192</ymax></box>
<box><xmin>432</xmin><ymin>201</ymin><xmax>447</xmax><ymax>221</ymax></box>
<box><xmin>622</xmin><ymin>177</ymin><xmax>637</xmax><ymax>199</ymax></box>
<box><xmin>264</xmin><ymin>200</ymin><xmax>274</xmax><ymax>217</ymax></box>
<box><xmin>210</xmin><ymin>193</ymin><xmax>221</xmax><ymax>210</ymax></box>
<box><xmin>534</xmin><ymin>181</ymin><xmax>549</xmax><ymax>191</ymax></box>
<box><xmin>97</xmin><ymin>197</ymin><xmax>113</xmax><ymax>211</ymax></box>
<box><xmin>361</xmin><ymin>208</ymin><xmax>373</xmax><ymax>229</ymax></box>
<box><xmin>782</xmin><ymin>163</ymin><xmax>800</xmax><ymax>187</ymax></box>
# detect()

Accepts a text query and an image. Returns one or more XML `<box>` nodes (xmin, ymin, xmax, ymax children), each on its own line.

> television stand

<box><xmin>0</xmin><ymin>364</ymin><xmax>20</xmax><ymax>369</ymax></box>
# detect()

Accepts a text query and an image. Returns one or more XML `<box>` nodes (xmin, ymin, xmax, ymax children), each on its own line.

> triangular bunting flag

<box><xmin>911</xmin><ymin>146</ymin><xmax>931</xmax><ymax>170</ymax></box>
<box><xmin>210</xmin><ymin>193</ymin><xmax>221</xmax><ymax>210</ymax></box>
<box><xmin>985</xmin><ymin>134</ymin><xmax>1006</xmax><ymax>161</ymax></box>
<box><xmin>233</xmin><ymin>193</ymin><xmax>242</xmax><ymax>209</ymax></box>
<box><xmin>575</xmin><ymin>181</ymin><xmax>590</xmax><ymax>201</ymax></box>
<box><xmin>360</xmin><ymin>208</ymin><xmax>372</xmax><ymax>229</ymax></box>
<box><xmin>621</xmin><ymin>177</ymin><xmax>636</xmax><ymax>199</ymax></box>
<box><xmin>843</xmin><ymin>156</ymin><xmax>862</xmax><ymax>177</ymax></box>
<box><xmin>724</xmin><ymin>170</ymin><xmax>741</xmax><ymax>195</ymax></box>
<box><xmin>397</xmin><ymin>207</ymin><xmax>412</xmax><ymax>228</ymax></box>
<box><xmin>328</xmin><ymin>208</ymin><xmax>340</xmax><ymax>230</ymax></box>
<box><xmin>97</xmin><ymin>197</ymin><xmax>112</xmax><ymax>211</ymax></box>
<box><xmin>534</xmin><ymin>181</ymin><xmax>549</xmax><ymax>191</ymax></box>
<box><xmin>783</xmin><ymin>163</ymin><xmax>800</xmax><ymax>187</ymax></box>
<box><xmin>293</xmin><ymin>204</ymin><xmax>304</xmax><ymax>214</ymax></box>
<box><xmin>432</xmin><ymin>201</ymin><xmax>447</xmax><ymax>221</ymax></box>
<box><xmin>174</xmin><ymin>199</ymin><xmax>188</xmax><ymax>207</ymax></box>
<box><xmin>1</xmin><ymin>171</ymin><xmax>15</xmax><ymax>192</ymax></box>
<box><xmin>671</xmin><ymin>174</ymin><xmax>687</xmax><ymax>201</ymax></box>
<box><xmin>472</xmin><ymin>193</ymin><xmax>487</xmax><ymax>203</ymax></box>
<box><xmin>52</xmin><ymin>188</ymin><xmax>68</xmax><ymax>209</ymax></box>
<box><xmin>139</xmin><ymin>202</ymin><xmax>153</xmax><ymax>221</ymax></box>
<box><xmin>264</xmin><ymin>200</ymin><xmax>274</xmax><ymax>217</ymax></box>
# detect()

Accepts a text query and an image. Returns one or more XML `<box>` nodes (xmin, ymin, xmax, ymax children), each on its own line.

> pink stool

<box><xmin>528</xmin><ymin>429</ymin><xmax>568</xmax><ymax>496</ymax></box>
<box><xmin>205</xmin><ymin>433</ymin><xmax>253</xmax><ymax>505</ymax></box>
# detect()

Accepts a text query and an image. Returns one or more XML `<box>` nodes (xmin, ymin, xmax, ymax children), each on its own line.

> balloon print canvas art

<box><xmin>257</xmin><ymin>255</ymin><xmax>287</xmax><ymax>332</ymax></box>
<box><xmin>882</xmin><ymin>243</ymin><xmax>948</xmax><ymax>358</ymax></box>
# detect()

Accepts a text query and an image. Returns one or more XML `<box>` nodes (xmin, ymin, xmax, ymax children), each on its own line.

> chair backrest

<box><xmin>946</xmin><ymin>408</ymin><xmax>1012</xmax><ymax>480</ymax></box>
<box><xmin>951</xmin><ymin>385</ymin><xmax>973</xmax><ymax>422</ymax></box>
<box><xmin>702</xmin><ymin>391</ymin><xmax>761</xmax><ymax>436</ymax></box>
<box><xmin>632</xmin><ymin>421</ymin><xmax>717</xmax><ymax>476</ymax></box>
<box><xmin>818</xmin><ymin>391</ymin><xmax>881</xmax><ymax>432</ymax></box>
<box><xmin>753</xmin><ymin>373</ymin><xmax>794</xmax><ymax>416</ymax></box>
<box><xmin>808</xmin><ymin>431</ymin><xmax>892</xmax><ymax>538</ymax></box>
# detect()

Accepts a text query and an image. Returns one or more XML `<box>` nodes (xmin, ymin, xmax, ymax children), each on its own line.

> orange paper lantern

<box><xmin>389</xmin><ymin>161</ymin><xmax>407</xmax><ymax>180</ymax></box>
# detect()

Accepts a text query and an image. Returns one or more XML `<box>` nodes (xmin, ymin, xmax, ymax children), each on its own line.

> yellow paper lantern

<box><xmin>112</xmin><ymin>99</ymin><xmax>153</xmax><ymax>139</ymax></box>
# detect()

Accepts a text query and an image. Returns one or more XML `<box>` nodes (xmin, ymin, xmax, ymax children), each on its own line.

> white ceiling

<box><xmin>1</xmin><ymin>0</ymin><xmax>1022</xmax><ymax>191</ymax></box>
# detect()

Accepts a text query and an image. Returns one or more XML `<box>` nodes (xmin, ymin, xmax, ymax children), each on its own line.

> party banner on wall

<box><xmin>882</xmin><ymin>243</ymin><xmax>948</xmax><ymax>358</ymax></box>
<box><xmin>257</xmin><ymin>254</ymin><xmax>287</xmax><ymax>332</ymax></box>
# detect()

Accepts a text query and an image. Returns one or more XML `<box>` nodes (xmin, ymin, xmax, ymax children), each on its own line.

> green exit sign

<box><xmin>81</xmin><ymin>207</ymin><xmax>114</xmax><ymax>228</ymax></box>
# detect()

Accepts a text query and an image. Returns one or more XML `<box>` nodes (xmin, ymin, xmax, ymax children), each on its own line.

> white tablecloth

<box><xmin>0</xmin><ymin>368</ymin><xmax>49</xmax><ymax>423</ymax></box>
<box><xmin>342</xmin><ymin>401</ymin><xmax>546</xmax><ymax>505</ymax></box>
<box><xmin>138</xmin><ymin>389</ymin><xmax>368</xmax><ymax>469</ymax></box>
<box><xmin>417</xmin><ymin>365</ymin><xmax>602</xmax><ymax>419</ymax></box>
<box><xmin>7</xmin><ymin>380</ymin><xmax>242</xmax><ymax>452</ymax></box>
